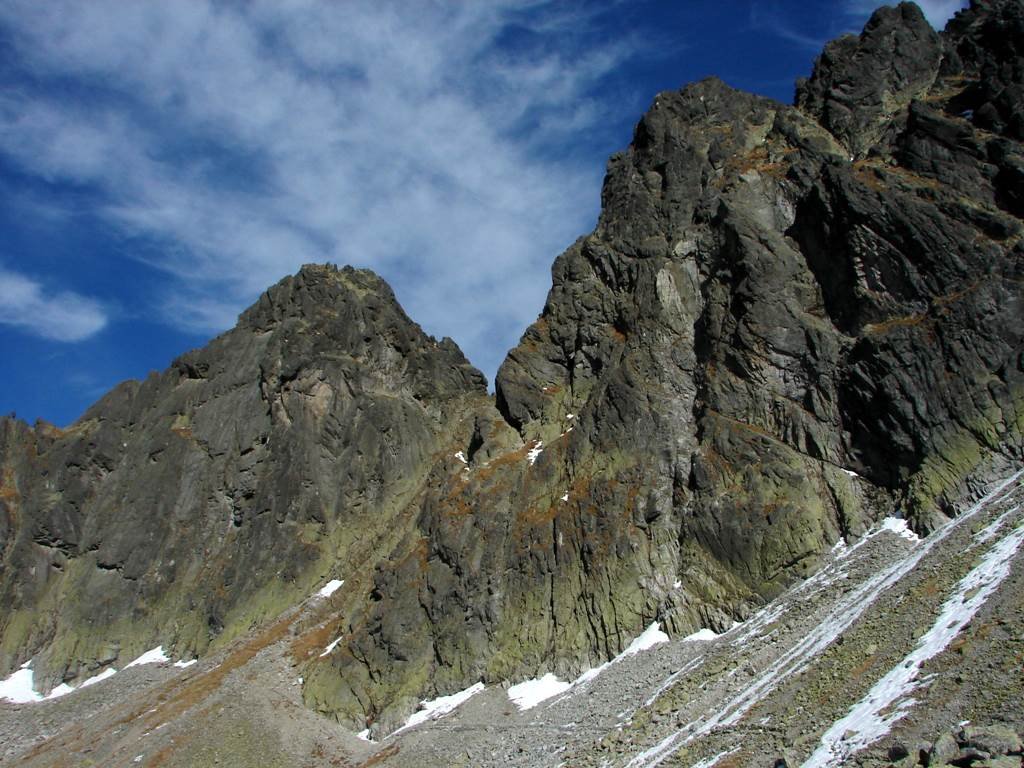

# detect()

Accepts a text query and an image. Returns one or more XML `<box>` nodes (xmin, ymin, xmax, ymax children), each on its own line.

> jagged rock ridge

<box><xmin>0</xmin><ymin>0</ymin><xmax>1022</xmax><ymax>740</ymax></box>
<box><xmin>0</xmin><ymin>265</ymin><xmax>488</xmax><ymax>692</ymax></box>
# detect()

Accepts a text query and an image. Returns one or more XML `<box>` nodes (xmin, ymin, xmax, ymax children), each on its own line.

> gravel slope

<box><xmin>3</xmin><ymin>471</ymin><xmax>1022</xmax><ymax>768</ymax></box>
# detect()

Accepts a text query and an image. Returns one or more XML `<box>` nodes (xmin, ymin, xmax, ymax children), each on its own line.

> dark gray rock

<box><xmin>943</xmin><ymin>0</ymin><xmax>1024</xmax><ymax>141</ymax></box>
<box><xmin>0</xmin><ymin>264</ymin><xmax>487</xmax><ymax>690</ymax></box>
<box><xmin>930</xmin><ymin>732</ymin><xmax>961</xmax><ymax>765</ymax></box>
<box><xmin>2</xmin><ymin>0</ymin><xmax>1023</xmax><ymax>740</ymax></box>
<box><xmin>327</xmin><ymin>0</ymin><xmax>1023</xmax><ymax>733</ymax></box>
<box><xmin>960</xmin><ymin>724</ymin><xmax>1024</xmax><ymax>755</ymax></box>
<box><xmin>796</xmin><ymin>2</ymin><xmax>942</xmax><ymax>158</ymax></box>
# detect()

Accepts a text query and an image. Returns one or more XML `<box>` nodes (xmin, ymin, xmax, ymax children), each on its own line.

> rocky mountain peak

<box><xmin>796</xmin><ymin>1</ymin><xmax>942</xmax><ymax>157</ymax></box>
<box><xmin>944</xmin><ymin>0</ymin><xmax>1024</xmax><ymax>139</ymax></box>
<box><xmin>239</xmin><ymin>263</ymin><xmax>396</xmax><ymax>330</ymax></box>
<box><xmin>1</xmin><ymin>1</ymin><xmax>1023</xmax><ymax>763</ymax></box>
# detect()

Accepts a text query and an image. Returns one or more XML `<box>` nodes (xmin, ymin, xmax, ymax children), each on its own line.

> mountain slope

<box><xmin>0</xmin><ymin>265</ymin><xmax>489</xmax><ymax>692</ymax></box>
<box><xmin>317</xmin><ymin>0</ymin><xmax>1023</xmax><ymax>732</ymax></box>
<box><xmin>1</xmin><ymin>0</ymin><xmax>1022</xmax><ymax>753</ymax></box>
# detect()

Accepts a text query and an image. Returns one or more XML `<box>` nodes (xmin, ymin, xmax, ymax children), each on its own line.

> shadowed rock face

<box><xmin>1</xmin><ymin>0</ymin><xmax>1023</xmax><ymax>737</ymax></box>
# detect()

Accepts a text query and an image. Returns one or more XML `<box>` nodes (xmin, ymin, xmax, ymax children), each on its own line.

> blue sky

<box><xmin>0</xmin><ymin>0</ymin><xmax>966</xmax><ymax>426</ymax></box>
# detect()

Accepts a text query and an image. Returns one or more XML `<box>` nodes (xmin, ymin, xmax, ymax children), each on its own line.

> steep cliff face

<box><xmin>0</xmin><ymin>265</ymin><xmax>487</xmax><ymax>690</ymax></box>
<box><xmin>1</xmin><ymin>0</ymin><xmax>1022</xmax><ymax>741</ymax></box>
<box><xmin>315</xmin><ymin>0</ymin><xmax>1022</xmax><ymax>733</ymax></box>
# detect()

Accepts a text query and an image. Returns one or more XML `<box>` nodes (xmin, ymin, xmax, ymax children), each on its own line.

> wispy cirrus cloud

<box><xmin>749</xmin><ymin>6</ymin><xmax>837</xmax><ymax>52</ymax></box>
<box><xmin>845</xmin><ymin>0</ymin><xmax>968</xmax><ymax>29</ymax></box>
<box><xmin>0</xmin><ymin>0</ymin><xmax>636</xmax><ymax>382</ymax></box>
<box><xmin>0</xmin><ymin>267</ymin><xmax>107</xmax><ymax>342</ymax></box>
<box><xmin>755</xmin><ymin>1</ymin><xmax>968</xmax><ymax>58</ymax></box>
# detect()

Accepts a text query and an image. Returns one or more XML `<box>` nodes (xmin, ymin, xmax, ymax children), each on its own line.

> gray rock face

<box><xmin>0</xmin><ymin>265</ymin><xmax>486</xmax><ymax>689</ymax></box>
<box><xmin>796</xmin><ymin>3</ymin><xmax>942</xmax><ymax>158</ymax></box>
<box><xmin>311</xmin><ymin>0</ymin><xmax>1023</xmax><ymax>734</ymax></box>
<box><xmin>2</xmin><ymin>0</ymin><xmax>1023</xmax><ymax>739</ymax></box>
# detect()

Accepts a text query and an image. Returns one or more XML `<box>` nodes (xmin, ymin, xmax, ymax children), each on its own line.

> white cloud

<box><xmin>0</xmin><ymin>1</ymin><xmax>634</xmax><ymax>381</ymax></box>
<box><xmin>0</xmin><ymin>268</ymin><xmax>107</xmax><ymax>342</ymax></box>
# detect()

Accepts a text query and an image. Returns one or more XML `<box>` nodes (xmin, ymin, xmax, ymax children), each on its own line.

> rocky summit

<box><xmin>2</xmin><ymin>1</ymin><xmax>1024</xmax><ymax>766</ymax></box>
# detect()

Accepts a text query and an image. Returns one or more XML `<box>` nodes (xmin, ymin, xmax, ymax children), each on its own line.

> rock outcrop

<box><xmin>0</xmin><ymin>265</ymin><xmax>487</xmax><ymax>692</ymax></box>
<box><xmin>1</xmin><ymin>0</ymin><xmax>1022</xmax><ymax>739</ymax></box>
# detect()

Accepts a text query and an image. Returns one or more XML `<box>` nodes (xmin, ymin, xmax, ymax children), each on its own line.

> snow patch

<box><xmin>624</xmin><ymin>623</ymin><xmax>669</xmax><ymax>654</ymax></box>
<box><xmin>560</xmin><ymin>492</ymin><xmax>569</xmax><ymax>502</ymax></box>
<box><xmin>841</xmin><ymin>468</ymin><xmax>860</xmax><ymax>478</ymax></box>
<box><xmin>125</xmin><ymin>646</ymin><xmax>170</xmax><ymax>669</ymax></box>
<box><xmin>320</xmin><ymin>637</ymin><xmax>343</xmax><ymax>658</ymax></box>
<box><xmin>644</xmin><ymin>655</ymin><xmax>709</xmax><ymax>708</ymax></box>
<box><xmin>803</xmin><ymin>513</ymin><xmax>1024</xmax><ymax>767</ymax></box>
<box><xmin>692</xmin><ymin>747</ymin><xmax>740</xmax><ymax>768</ymax></box>
<box><xmin>673</xmin><ymin>579</ymin><xmax>682</xmax><ymax>589</ymax></box>
<box><xmin>508</xmin><ymin>673</ymin><xmax>572</xmax><ymax>710</ymax></box>
<box><xmin>878</xmin><ymin>517</ymin><xmax>919</xmax><ymax>542</ymax></box>
<box><xmin>315</xmin><ymin>579</ymin><xmax>344</xmax><ymax>599</ymax></box>
<box><xmin>573</xmin><ymin>623</ymin><xmax>668</xmax><ymax>687</ymax></box>
<box><xmin>173</xmin><ymin>659</ymin><xmax>197</xmax><ymax>669</ymax></box>
<box><xmin>526</xmin><ymin>442</ymin><xmax>544</xmax><ymax>465</ymax></box>
<box><xmin>357</xmin><ymin>728</ymin><xmax>374</xmax><ymax>742</ymax></box>
<box><xmin>566</xmin><ymin>413</ymin><xmax>575</xmax><ymax>419</ymax></box>
<box><xmin>973</xmin><ymin>503</ymin><xmax>1021</xmax><ymax>545</ymax></box>
<box><xmin>391</xmin><ymin>682</ymin><xmax>485</xmax><ymax>735</ymax></box>
<box><xmin>0</xmin><ymin>662</ymin><xmax>42</xmax><ymax>703</ymax></box>
<box><xmin>46</xmin><ymin>683</ymin><xmax>75</xmax><ymax>699</ymax></box>
<box><xmin>521</xmin><ymin>623</ymin><xmax>670</xmax><ymax>708</ymax></box>
<box><xmin>80</xmin><ymin>667</ymin><xmax>118</xmax><ymax>689</ymax></box>
<box><xmin>683</xmin><ymin>628</ymin><xmax>719</xmax><ymax>642</ymax></box>
<box><xmin>1</xmin><ymin>649</ymin><xmax>185</xmax><ymax>704</ymax></box>
<box><xmin>454</xmin><ymin>451</ymin><xmax>467</xmax><ymax>464</ymax></box>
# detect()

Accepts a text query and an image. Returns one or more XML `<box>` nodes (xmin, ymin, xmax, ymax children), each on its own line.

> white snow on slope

<box><xmin>512</xmin><ymin>623</ymin><xmax>670</xmax><ymax>709</ymax></box>
<box><xmin>46</xmin><ymin>683</ymin><xmax>75</xmax><ymax>699</ymax></box>
<box><xmin>320</xmin><ymin>637</ymin><xmax>343</xmax><ymax>658</ymax></box>
<box><xmin>878</xmin><ymin>517</ymin><xmax>920</xmax><ymax>542</ymax></box>
<box><xmin>0</xmin><ymin>662</ymin><xmax>42</xmax><ymax>703</ymax></box>
<box><xmin>973</xmin><ymin>503</ymin><xmax>1021</xmax><ymax>546</ymax></box>
<box><xmin>570</xmin><ymin>623</ymin><xmax>668</xmax><ymax>689</ymax></box>
<box><xmin>125</xmin><ymin>646</ymin><xmax>170</xmax><ymax>668</ymax></box>
<box><xmin>509</xmin><ymin>673</ymin><xmax>572</xmax><ymax>710</ymax></box>
<box><xmin>527</xmin><ymin>442</ymin><xmax>544</xmax><ymax>465</ymax></box>
<box><xmin>173</xmin><ymin>658</ymin><xmax>197</xmax><ymax>669</ymax></box>
<box><xmin>1</xmin><ymin>645</ymin><xmax>192</xmax><ymax>703</ymax></box>
<box><xmin>625</xmin><ymin>624</ymin><xmax>670</xmax><ymax>654</ymax></box>
<box><xmin>390</xmin><ymin>682</ymin><xmax>486</xmax><ymax>736</ymax></box>
<box><xmin>803</xmin><ymin>511</ymin><xmax>1024</xmax><ymax>767</ymax></box>
<box><xmin>626</xmin><ymin>470</ymin><xmax>1023</xmax><ymax>768</ymax></box>
<box><xmin>692</xmin><ymin>747</ymin><xmax>740</xmax><ymax>768</ymax></box>
<box><xmin>683</xmin><ymin>628</ymin><xmax>719</xmax><ymax>642</ymax></box>
<box><xmin>454</xmin><ymin>451</ymin><xmax>468</xmax><ymax>464</ymax></box>
<box><xmin>80</xmin><ymin>667</ymin><xmax>118</xmax><ymax>689</ymax></box>
<box><xmin>315</xmin><ymin>579</ymin><xmax>344</xmax><ymax>599</ymax></box>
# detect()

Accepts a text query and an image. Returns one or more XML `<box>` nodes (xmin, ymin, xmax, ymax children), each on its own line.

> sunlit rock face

<box><xmin>1</xmin><ymin>0</ymin><xmax>1022</xmax><ymax>736</ymax></box>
